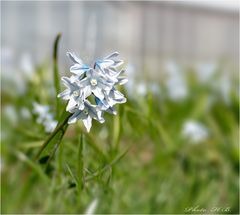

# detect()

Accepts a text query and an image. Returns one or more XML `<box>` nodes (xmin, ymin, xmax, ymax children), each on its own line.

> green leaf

<box><xmin>34</xmin><ymin>110</ymin><xmax>72</xmax><ymax>162</ymax></box>
<box><xmin>85</xmin><ymin>145</ymin><xmax>131</xmax><ymax>182</ymax></box>
<box><xmin>85</xmin><ymin>133</ymin><xmax>108</xmax><ymax>162</ymax></box>
<box><xmin>66</xmin><ymin>163</ymin><xmax>79</xmax><ymax>187</ymax></box>
<box><xmin>16</xmin><ymin>151</ymin><xmax>50</xmax><ymax>183</ymax></box>
<box><xmin>15</xmin><ymin>127</ymin><xmax>44</xmax><ymax>140</ymax></box>
<box><xmin>38</xmin><ymin>155</ymin><xmax>50</xmax><ymax>164</ymax></box>
<box><xmin>20</xmin><ymin>141</ymin><xmax>43</xmax><ymax>149</ymax></box>
<box><xmin>77</xmin><ymin>133</ymin><xmax>84</xmax><ymax>191</ymax></box>
<box><xmin>53</xmin><ymin>33</ymin><xmax>62</xmax><ymax>118</ymax></box>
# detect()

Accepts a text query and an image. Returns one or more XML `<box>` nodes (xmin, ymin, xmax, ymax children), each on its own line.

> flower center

<box><xmin>90</xmin><ymin>78</ymin><xmax>98</xmax><ymax>86</ymax></box>
<box><xmin>73</xmin><ymin>90</ymin><xmax>79</xmax><ymax>97</ymax></box>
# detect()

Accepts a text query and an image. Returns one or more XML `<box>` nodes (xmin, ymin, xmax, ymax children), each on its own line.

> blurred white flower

<box><xmin>165</xmin><ymin>60</ymin><xmax>179</xmax><ymax>76</ymax></box>
<box><xmin>2</xmin><ymin>49</ymin><xmax>35</xmax><ymax>94</ymax></box>
<box><xmin>165</xmin><ymin>61</ymin><xmax>188</xmax><ymax>101</ymax></box>
<box><xmin>1</xmin><ymin>47</ymin><xmax>25</xmax><ymax>93</ymax></box>
<box><xmin>58</xmin><ymin>52</ymin><xmax>127</xmax><ymax>132</ymax></box>
<box><xmin>4</xmin><ymin>105</ymin><xmax>18</xmax><ymax>125</ymax></box>
<box><xmin>182</xmin><ymin>120</ymin><xmax>209</xmax><ymax>143</ymax></box>
<box><xmin>33</xmin><ymin>102</ymin><xmax>51</xmax><ymax>123</ymax></box>
<box><xmin>219</xmin><ymin>73</ymin><xmax>231</xmax><ymax>104</ymax></box>
<box><xmin>167</xmin><ymin>78</ymin><xmax>188</xmax><ymax>101</ymax></box>
<box><xmin>136</xmin><ymin>82</ymin><xmax>147</xmax><ymax>96</ymax></box>
<box><xmin>196</xmin><ymin>62</ymin><xmax>216</xmax><ymax>83</ymax></box>
<box><xmin>20</xmin><ymin>107</ymin><xmax>31</xmax><ymax>119</ymax></box>
<box><xmin>19</xmin><ymin>53</ymin><xmax>34</xmax><ymax>78</ymax></box>
<box><xmin>44</xmin><ymin>120</ymin><xmax>58</xmax><ymax>133</ymax></box>
<box><xmin>85</xmin><ymin>199</ymin><xmax>98</xmax><ymax>215</ymax></box>
<box><xmin>1</xmin><ymin>46</ymin><xmax>15</xmax><ymax>67</ymax></box>
<box><xmin>33</xmin><ymin>102</ymin><xmax>57</xmax><ymax>133</ymax></box>
<box><xmin>149</xmin><ymin>83</ymin><xmax>160</xmax><ymax>95</ymax></box>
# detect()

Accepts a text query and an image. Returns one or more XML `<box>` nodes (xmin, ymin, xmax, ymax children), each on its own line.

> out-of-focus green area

<box><xmin>1</xmin><ymin>54</ymin><xmax>239</xmax><ymax>214</ymax></box>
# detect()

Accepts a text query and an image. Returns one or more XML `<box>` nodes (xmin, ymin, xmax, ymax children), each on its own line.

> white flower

<box><xmin>79</xmin><ymin>68</ymin><xmax>114</xmax><ymax>100</ymax></box>
<box><xmin>68</xmin><ymin>100</ymin><xmax>104</xmax><ymax>132</ymax></box>
<box><xmin>67</xmin><ymin>52</ymin><xmax>90</xmax><ymax>78</ymax></box>
<box><xmin>103</xmin><ymin>88</ymin><xmax>127</xmax><ymax>107</ymax></box>
<box><xmin>33</xmin><ymin>102</ymin><xmax>58</xmax><ymax>133</ymax></box>
<box><xmin>57</xmin><ymin>76</ymin><xmax>85</xmax><ymax>112</ymax></box>
<box><xmin>58</xmin><ymin>52</ymin><xmax>127</xmax><ymax>132</ymax></box>
<box><xmin>95</xmin><ymin>97</ymin><xmax>117</xmax><ymax>115</ymax></box>
<box><xmin>94</xmin><ymin>52</ymin><xmax>124</xmax><ymax>82</ymax></box>
<box><xmin>182</xmin><ymin>120</ymin><xmax>209</xmax><ymax>143</ymax></box>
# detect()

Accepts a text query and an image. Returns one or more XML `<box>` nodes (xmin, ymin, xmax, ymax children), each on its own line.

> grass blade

<box><xmin>85</xmin><ymin>145</ymin><xmax>131</xmax><ymax>182</ymax></box>
<box><xmin>66</xmin><ymin>163</ymin><xmax>79</xmax><ymax>187</ymax></box>
<box><xmin>113</xmin><ymin>107</ymin><xmax>120</xmax><ymax>151</ymax></box>
<box><xmin>16</xmin><ymin>151</ymin><xmax>50</xmax><ymax>183</ymax></box>
<box><xmin>77</xmin><ymin>133</ymin><xmax>84</xmax><ymax>191</ymax></box>
<box><xmin>53</xmin><ymin>33</ymin><xmax>61</xmax><ymax>118</ymax></box>
<box><xmin>76</xmin><ymin>125</ymin><xmax>108</xmax><ymax>161</ymax></box>
<box><xmin>44</xmin><ymin>125</ymin><xmax>67</xmax><ymax>168</ymax></box>
<box><xmin>34</xmin><ymin>111</ymin><xmax>72</xmax><ymax>161</ymax></box>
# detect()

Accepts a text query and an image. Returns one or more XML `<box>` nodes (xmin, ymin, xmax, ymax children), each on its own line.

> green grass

<box><xmin>1</xmin><ymin>41</ymin><xmax>239</xmax><ymax>213</ymax></box>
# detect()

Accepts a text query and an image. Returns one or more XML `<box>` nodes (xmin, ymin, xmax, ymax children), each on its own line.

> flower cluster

<box><xmin>58</xmin><ymin>52</ymin><xmax>128</xmax><ymax>132</ymax></box>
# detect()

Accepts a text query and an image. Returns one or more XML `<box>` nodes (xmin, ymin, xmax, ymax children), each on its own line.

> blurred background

<box><xmin>1</xmin><ymin>1</ymin><xmax>239</xmax><ymax>214</ymax></box>
<box><xmin>1</xmin><ymin>1</ymin><xmax>239</xmax><ymax>74</ymax></box>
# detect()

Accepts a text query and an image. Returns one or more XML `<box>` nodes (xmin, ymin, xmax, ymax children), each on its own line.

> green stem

<box><xmin>34</xmin><ymin>112</ymin><xmax>72</xmax><ymax>161</ymax></box>
<box><xmin>113</xmin><ymin>112</ymin><xmax>120</xmax><ymax>151</ymax></box>
<box><xmin>45</xmin><ymin>127</ymin><xmax>66</xmax><ymax>168</ymax></box>
<box><xmin>57</xmin><ymin>138</ymin><xmax>64</xmax><ymax>174</ymax></box>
